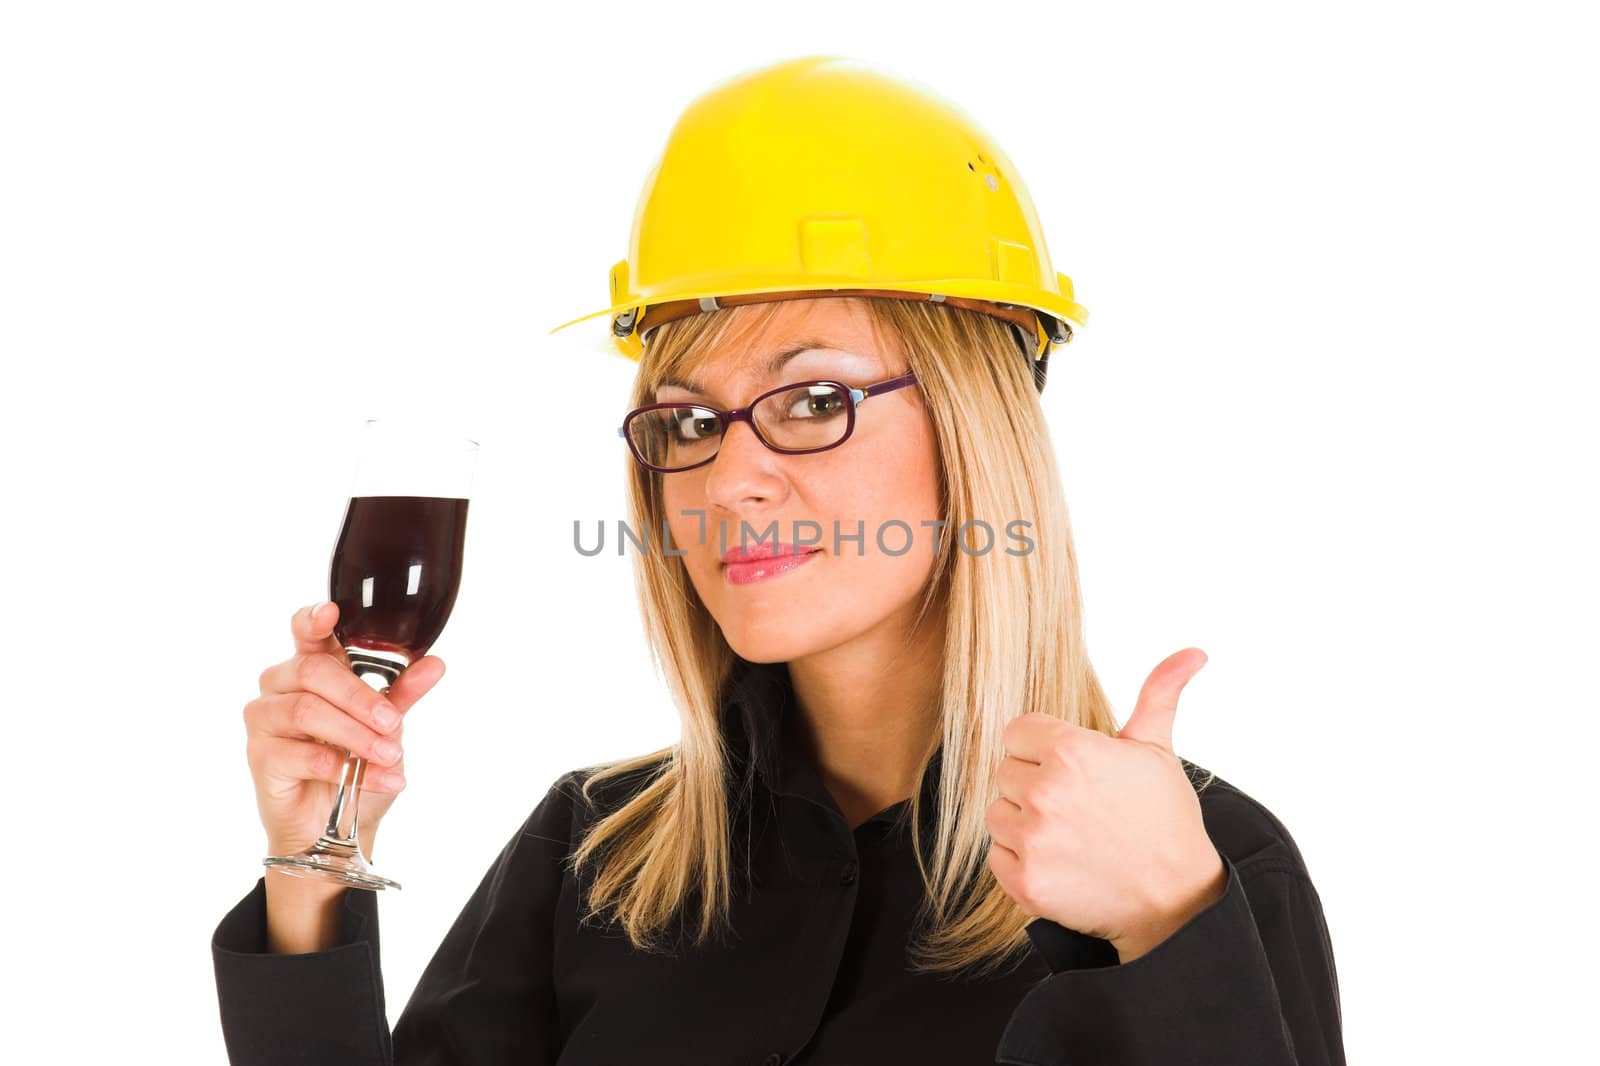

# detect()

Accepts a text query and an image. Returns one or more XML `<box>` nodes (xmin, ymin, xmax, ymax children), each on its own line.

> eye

<box><xmin>780</xmin><ymin>386</ymin><xmax>847</xmax><ymax>420</ymax></box>
<box><xmin>669</xmin><ymin>407</ymin><xmax>720</xmax><ymax>442</ymax></box>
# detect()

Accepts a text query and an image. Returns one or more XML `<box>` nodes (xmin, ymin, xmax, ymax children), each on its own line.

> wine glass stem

<box><xmin>323</xmin><ymin>751</ymin><xmax>369</xmax><ymax>845</ymax></box>
<box><xmin>321</xmin><ymin>654</ymin><xmax>402</xmax><ymax>850</ymax></box>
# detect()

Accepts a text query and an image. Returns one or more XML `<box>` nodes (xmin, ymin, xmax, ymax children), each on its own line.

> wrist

<box><xmin>1113</xmin><ymin>849</ymin><xmax>1228</xmax><ymax>963</ymax></box>
<box><xmin>264</xmin><ymin>866</ymin><xmax>348</xmax><ymax>905</ymax></box>
<box><xmin>263</xmin><ymin>867</ymin><xmax>350</xmax><ymax>954</ymax></box>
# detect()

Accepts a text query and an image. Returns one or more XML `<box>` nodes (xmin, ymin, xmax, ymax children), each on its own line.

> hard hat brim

<box><xmin>548</xmin><ymin>278</ymin><xmax>1088</xmax><ymax>339</ymax></box>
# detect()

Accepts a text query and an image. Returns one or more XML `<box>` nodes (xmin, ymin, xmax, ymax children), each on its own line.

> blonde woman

<box><xmin>214</xmin><ymin>56</ymin><xmax>1345</xmax><ymax>1065</ymax></box>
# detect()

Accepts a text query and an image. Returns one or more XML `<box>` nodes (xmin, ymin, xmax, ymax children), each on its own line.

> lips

<box><xmin>721</xmin><ymin>543</ymin><xmax>823</xmax><ymax>586</ymax></box>
<box><xmin>721</xmin><ymin>542</ymin><xmax>822</xmax><ymax>565</ymax></box>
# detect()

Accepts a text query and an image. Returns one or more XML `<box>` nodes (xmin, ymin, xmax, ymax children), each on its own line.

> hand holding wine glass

<box><xmin>245</xmin><ymin>600</ymin><xmax>447</xmax><ymax>864</ymax></box>
<box><xmin>256</xmin><ymin>418</ymin><xmax>476</xmax><ymax>892</ymax></box>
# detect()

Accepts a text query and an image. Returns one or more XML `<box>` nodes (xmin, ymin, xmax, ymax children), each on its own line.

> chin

<box><xmin>719</xmin><ymin>627</ymin><xmax>823</xmax><ymax>665</ymax></box>
<box><xmin>714</xmin><ymin>612</ymin><xmax>846</xmax><ymax>665</ymax></box>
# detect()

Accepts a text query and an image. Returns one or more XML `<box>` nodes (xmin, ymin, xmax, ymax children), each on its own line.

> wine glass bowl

<box><xmin>330</xmin><ymin>493</ymin><xmax>470</xmax><ymax>664</ymax></box>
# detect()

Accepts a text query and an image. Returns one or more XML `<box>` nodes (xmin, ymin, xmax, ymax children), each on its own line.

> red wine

<box><xmin>328</xmin><ymin>495</ymin><xmax>468</xmax><ymax>661</ymax></box>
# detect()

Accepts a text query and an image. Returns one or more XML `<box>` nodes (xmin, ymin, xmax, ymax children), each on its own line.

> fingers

<box><xmin>247</xmin><ymin>602</ymin><xmax>445</xmax><ymax>801</ymax></box>
<box><xmin>253</xmin><ymin>648</ymin><xmax>445</xmax><ymax>732</ymax></box>
<box><xmin>256</xmin><ymin>651</ymin><xmax>403</xmax><ymax>739</ymax></box>
<box><xmin>271</xmin><ymin>603</ymin><xmax>446</xmax><ymax>714</ymax></box>
<box><xmin>247</xmin><ymin>689</ymin><xmax>405</xmax><ymax>768</ymax></box>
<box><xmin>249</xmin><ymin>734</ymin><xmax>407</xmax><ymax>793</ymax></box>
<box><xmin>388</xmin><ymin>655</ymin><xmax>446</xmax><ymax>710</ymax></box>
<box><xmin>292</xmin><ymin>601</ymin><xmax>349</xmax><ymax>660</ymax></box>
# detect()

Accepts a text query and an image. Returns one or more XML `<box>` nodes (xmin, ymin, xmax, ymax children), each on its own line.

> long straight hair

<box><xmin>567</xmin><ymin>296</ymin><xmax>1159</xmax><ymax>978</ymax></box>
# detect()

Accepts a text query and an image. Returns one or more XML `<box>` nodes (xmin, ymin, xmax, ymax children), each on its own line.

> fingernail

<box><xmin>373</xmin><ymin>738</ymin><xmax>402</xmax><ymax>763</ymax></box>
<box><xmin>311</xmin><ymin>600</ymin><xmax>329</xmax><ymax>620</ymax></box>
<box><xmin>374</xmin><ymin>703</ymin><xmax>400</xmax><ymax>731</ymax></box>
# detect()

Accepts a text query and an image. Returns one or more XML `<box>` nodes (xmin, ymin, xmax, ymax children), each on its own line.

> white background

<box><xmin>2</xmin><ymin>1</ymin><xmax>1594</xmax><ymax>1062</ymax></box>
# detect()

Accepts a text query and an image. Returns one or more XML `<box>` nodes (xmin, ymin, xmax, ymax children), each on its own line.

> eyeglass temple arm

<box><xmin>853</xmin><ymin>373</ymin><xmax>919</xmax><ymax>404</ymax></box>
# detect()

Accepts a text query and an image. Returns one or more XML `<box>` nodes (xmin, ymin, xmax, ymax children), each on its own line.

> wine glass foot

<box><xmin>263</xmin><ymin>837</ymin><xmax>401</xmax><ymax>891</ymax></box>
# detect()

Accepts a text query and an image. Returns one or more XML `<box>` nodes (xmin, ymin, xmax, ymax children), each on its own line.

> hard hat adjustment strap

<box><xmin>616</xmin><ymin>294</ymin><xmax>1071</xmax><ymax>394</ymax></box>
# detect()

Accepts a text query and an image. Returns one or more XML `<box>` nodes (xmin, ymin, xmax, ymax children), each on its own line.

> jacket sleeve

<box><xmin>993</xmin><ymin>850</ymin><xmax>1345</xmax><ymax>1066</ymax></box>
<box><xmin>211</xmin><ymin>773</ymin><xmax>581</xmax><ymax>1065</ymax></box>
<box><xmin>211</xmin><ymin>874</ymin><xmax>391</xmax><ymax>1065</ymax></box>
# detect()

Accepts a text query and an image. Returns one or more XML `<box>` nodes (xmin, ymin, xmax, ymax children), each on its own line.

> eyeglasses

<box><xmin>617</xmin><ymin>372</ymin><xmax>920</xmax><ymax>473</ymax></box>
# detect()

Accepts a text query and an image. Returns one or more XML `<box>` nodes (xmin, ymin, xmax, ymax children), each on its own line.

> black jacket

<box><xmin>212</xmin><ymin>656</ymin><xmax>1345</xmax><ymax>1064</ymax></box>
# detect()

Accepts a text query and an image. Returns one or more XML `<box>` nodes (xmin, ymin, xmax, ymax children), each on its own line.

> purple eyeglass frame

<box><xmin>618</xmin><ymin>372</ymin><xmax>920</xmax><ymax>473</ymax></box>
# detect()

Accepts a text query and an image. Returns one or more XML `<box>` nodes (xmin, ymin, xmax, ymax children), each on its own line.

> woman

<box><xmin>214</xmin><ymin>56</ymin><xmax>1345</xmax><ymax>1064</ymax></box>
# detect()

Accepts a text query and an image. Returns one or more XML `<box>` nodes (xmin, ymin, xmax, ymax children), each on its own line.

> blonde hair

<box><xmin>566</xmin><ymin>296</ymin><xmax>1198</xmax><ymax>979</ymax></box>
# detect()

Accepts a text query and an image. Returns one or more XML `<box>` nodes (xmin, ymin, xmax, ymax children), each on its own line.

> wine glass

<box><xmin>262</xmin><ymin>418</ymin><xmax>478</xmax><ymax>891</ymax></box>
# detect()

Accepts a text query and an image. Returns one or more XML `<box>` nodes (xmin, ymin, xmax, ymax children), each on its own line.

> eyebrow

<box><xmin>656</xmin><ymin>340</ymin><xmax>867</xmax><ymax>395</ymax></box>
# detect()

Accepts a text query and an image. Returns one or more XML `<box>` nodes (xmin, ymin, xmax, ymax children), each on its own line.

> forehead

<box><xmin>656</xmin><ymin>339</ymin><xmax>882</xmax><ymax>394</ymax></box>
<box><xmin>657</xmin><ymin>298</ymin><xmax>892</xmax><ymax>394</ymax></box>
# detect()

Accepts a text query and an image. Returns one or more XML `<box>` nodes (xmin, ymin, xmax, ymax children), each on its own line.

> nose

<box><xmin>702</xmin><ymin>417</ymin><xmax>785</xmax><ymax>515</ymax></box>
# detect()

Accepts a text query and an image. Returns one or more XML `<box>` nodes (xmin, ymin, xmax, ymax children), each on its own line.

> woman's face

<box><xmin>656</xmin><ymin>298</ymin><xmax>943</xmax><ymax>663</ymax></box>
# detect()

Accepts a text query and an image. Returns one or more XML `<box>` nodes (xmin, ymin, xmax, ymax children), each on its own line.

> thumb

<box><xmin>1118</xmin><ymin>647</ymin><xmax>1207</xmax><ymax>751</ymax></box>
<box><xmin>388</xmin><ymin>655</ymin><xmax>447</xmax><ymax>714</ymax></box>
<box><xmin>294</xmin><ymin>600</ymin><xmax>349</xmax><ymax>664</ymax></box>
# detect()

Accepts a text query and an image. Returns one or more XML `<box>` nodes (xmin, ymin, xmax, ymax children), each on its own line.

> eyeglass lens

<box><xmin>628</xmin><ymin>382</ymin><xmax>853</xmax><ymax>471</ymax></box>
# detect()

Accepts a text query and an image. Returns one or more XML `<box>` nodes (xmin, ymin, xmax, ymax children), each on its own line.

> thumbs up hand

<box><xmin>985</xmin><ymin>648</ymin><xmax>1228</xmax><ymax>963</ymax></box>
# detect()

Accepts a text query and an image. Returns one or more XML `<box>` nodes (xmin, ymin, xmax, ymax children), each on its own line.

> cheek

<box><xmin>661</xmin><ymin>479</ymin><xmax>705</xmax><ymax>548</ymax></box>
<box><xmin>856</xmin><ymin>420</ymin><xmax>941</xmax><ymax>523</ymax></box>
<box><xmin>661</xmin><ymin>481</ymin><xmax>686</xmax><ymax>537</ymax></box>
<box><xmin>820</xmin><ymin>426</ymin><xmax>942</xmax><ymax>576</ymax></box>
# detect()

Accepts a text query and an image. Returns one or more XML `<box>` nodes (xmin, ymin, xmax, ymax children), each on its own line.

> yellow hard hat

<box><xmin>548</xmin><ymin>54</ymin><xmax>1088</xmax><ymax>392</ymax></box>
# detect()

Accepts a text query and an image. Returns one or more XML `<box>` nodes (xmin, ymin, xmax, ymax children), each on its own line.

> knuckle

<box><xmin>290</xmin><ymin>692</ymin><xmax>321</xmax><ymax>732</ymax></box>
<box><xmin>339</xmin><ymin>668</ymin><xmax>367</xmax><ymax>703</ymax></box>
<box><xmin>294</xmin><ymin>652</ymin><xmax>325</xmax><ymax>689</ymax></box>
<box><xmin>369</xmin><ymin>697</ymin><xmax>400</xmax><ymax>729</ymax></box>
<box><xmin>1033</xmin><ymin>778</ymin><xmax>1066</xmax><ymax>813</ymax></box>
<box><xmin>309</xmin><ymin>743</ymin><xmax>343</xmax><ymax>782</ymax></box>
<box><xmin>1048</xmin><ymin>733</ymin><xmax>1077</xmax><ymax>766</ymax></box>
